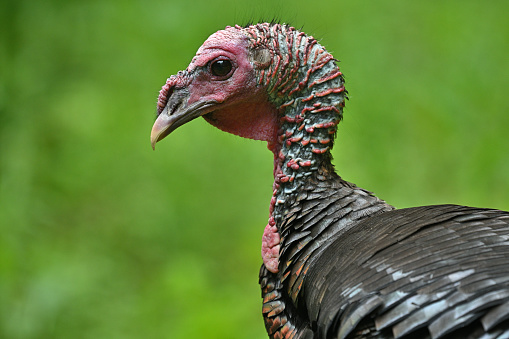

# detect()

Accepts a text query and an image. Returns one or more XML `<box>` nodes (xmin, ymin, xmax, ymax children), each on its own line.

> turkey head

<box><xmin>151</xmin><ymin>26</ymin><xmax>279</xmax><ymax>149</ymax></box>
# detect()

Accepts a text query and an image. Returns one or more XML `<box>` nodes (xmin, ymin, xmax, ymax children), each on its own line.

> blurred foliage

<box><xmin>1</xmin><ymin>0</ymin><xmax>508</xmax><ymax>338</ymax></box>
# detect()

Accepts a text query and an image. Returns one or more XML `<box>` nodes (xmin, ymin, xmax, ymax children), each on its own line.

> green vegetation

<box><xmin>1</xmin><ymin>1</ymin><xmax>508</xmax><ymax>338</ymax></box>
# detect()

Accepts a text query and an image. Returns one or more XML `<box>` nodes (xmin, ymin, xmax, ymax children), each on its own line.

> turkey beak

<box><xmin>150</xmin><ymin>89</ymin><xmax>217</xmax><ymax>150</ymax></box>
<box><xmin>151</xmin><ymin>107</ymin><xmax>174</xmax><ymax>150</ymax></box>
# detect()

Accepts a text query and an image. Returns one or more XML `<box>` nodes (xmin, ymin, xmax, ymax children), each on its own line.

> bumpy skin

<box><xmin>152</xmin><ymin>23</ymin><xmax>509</xmax><ymax>338</ymax></box>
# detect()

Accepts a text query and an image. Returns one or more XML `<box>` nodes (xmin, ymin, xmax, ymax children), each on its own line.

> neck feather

<box><xmin>243</xmin><ymin>23</ymin><xmax>347</xmax><ymax>229</ymax></box>
<box><xmin>239</xmin><ymin>23</ymin><xmax>351</xmax><ymax>275</ymax></box>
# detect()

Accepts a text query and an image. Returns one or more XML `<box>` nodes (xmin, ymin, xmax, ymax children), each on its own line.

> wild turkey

<box><xmin>150</xmin><ymin>23</ymin><xmax>509</xmax><ymax>339</ymax></box>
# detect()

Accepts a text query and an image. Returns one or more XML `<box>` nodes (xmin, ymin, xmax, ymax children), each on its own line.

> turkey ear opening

<box><xmin>250</xmin><ymin>47</ymin><xmax>271</xmax><ymax>69</ymax></box>
<box><xmin>151</xmin><ymin>89</ymin><xmax>218</xmax><ymax>149</ymax></box>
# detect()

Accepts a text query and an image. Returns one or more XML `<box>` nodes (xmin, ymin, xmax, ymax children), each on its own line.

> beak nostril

<box><xmin>166</xmin><ymin>89</ymin><xmax>189</xmax><ymax>116</ymax></box>
<box><xmin>170</xmin><ymin>101</ymin><xmax>181</xmax><ymax>115</ymax></box>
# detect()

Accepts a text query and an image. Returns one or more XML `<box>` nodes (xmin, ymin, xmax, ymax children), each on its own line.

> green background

<box><xmin>1</xmin><ymin>1</ymin><xmax>508</xmax><ymax>338</ymax></box>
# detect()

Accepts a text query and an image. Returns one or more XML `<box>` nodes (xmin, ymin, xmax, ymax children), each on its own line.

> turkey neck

<box><xmin>248</xmin><ymin>23</ymin><xmax>380</xmax><ymax>275</ymax></box>
<box><xmin>264</xmin><ymin>87</ymin><xmax>396</xmax><ymax>281</ymax></box>
<box><xmin>244</xmin><ymin>22</ymin><xmax>394</xmax><ymax>278</ymax></box>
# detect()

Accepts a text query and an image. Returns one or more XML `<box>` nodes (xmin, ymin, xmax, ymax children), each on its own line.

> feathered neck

<box><xmin>237</xmin><ymin>23</ymin><xmax>347</xmax><ymax>273</ymax></box>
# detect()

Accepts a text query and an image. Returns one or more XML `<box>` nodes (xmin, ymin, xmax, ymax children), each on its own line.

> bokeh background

<box><xmin>1</xmin><ymin>1</ymin><xmax>508</xmax><ymax>338</ymax></box>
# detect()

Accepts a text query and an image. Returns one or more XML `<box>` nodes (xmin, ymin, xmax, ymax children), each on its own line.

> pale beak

<box><xmin>151</xmin><ymin>106</ymin><xmax>178</xmax><ymax>150</ymax></box>
<box><xmin>150</xmin><ymin>90</ymin><xmax>218</xmax><ymax>150</ymax></box>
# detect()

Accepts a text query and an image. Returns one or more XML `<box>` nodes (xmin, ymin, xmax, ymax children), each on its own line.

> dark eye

<box><xmin>210</xmin><ymin>59</ymin><xmax>232</xmax><ymax>77</ymax></box>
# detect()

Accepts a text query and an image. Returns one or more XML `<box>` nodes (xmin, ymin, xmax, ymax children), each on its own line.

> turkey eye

<box><xmin>210</xmin><ymin>59</ymin><xmax>232</xmax><ymax>77</ymax></box>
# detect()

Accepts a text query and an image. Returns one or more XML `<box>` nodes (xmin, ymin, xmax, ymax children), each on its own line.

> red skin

<box><xmin>261</xmin><ymin>223</ymin><xmax>280</xmax><ymax>273</ymax></box>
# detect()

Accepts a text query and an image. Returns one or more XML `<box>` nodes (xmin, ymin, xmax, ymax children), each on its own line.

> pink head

<box><xmin>151</xmin><ymin>25</ymin><xmax>279</xmax><ymax>149</ymax></box>
<box><xmin>151</xmin><ymin>23</ymin><xmax>346</xmax><ymax>156</ymax></box>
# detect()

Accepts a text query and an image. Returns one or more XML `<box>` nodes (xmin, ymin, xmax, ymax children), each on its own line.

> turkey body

<box><xmin>260</xmin><ymin>171</ymin><xmax>509</xmax><ymax>339</ymax></box>
<box><xmin>150</xmin><ymin>23</ymin><xmax>509</xmax><ymax>338</ymax></box>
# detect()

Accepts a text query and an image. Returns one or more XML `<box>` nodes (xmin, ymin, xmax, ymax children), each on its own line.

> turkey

<box><xmin>150</xmin><ymin>23</ymin><xmax>509</xmax><ymax>338</ymax></box>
